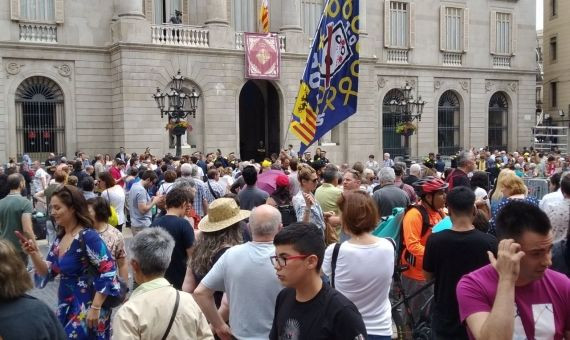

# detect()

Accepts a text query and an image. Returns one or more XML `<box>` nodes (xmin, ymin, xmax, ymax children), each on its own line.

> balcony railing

<box><xmin>386</xmin><ymin>48</ymin><xmax>409</xmax><ymax>64</ymax></box>
<box><xmin>493</xmin><ymin>55</ymin><xmax>512</xmax><ymax>69</ymax></box>
<box><xmin>235</xmin><ymin>32</ymin><xmax>286</xmax><ymax>52</ymax></box>
<box><xmin>151</xmin><ymin>24</ymin><xmax>209</xmax><ymax>47</ymax></box>
<box><xmin>19</xmin><ymin>23</ymin><xmax>57</xmax><ymax>43</ymax></box>
<box><xmin>442</xmin><ymin>52</ymin><xmax>463</xmax><ymax>66</ymax></box>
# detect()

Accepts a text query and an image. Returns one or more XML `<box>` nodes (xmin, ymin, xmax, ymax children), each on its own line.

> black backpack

<box><xmin>277</xmin><ymin>204</ymin><xmax>297</xmax><ymax>227</ymax></box>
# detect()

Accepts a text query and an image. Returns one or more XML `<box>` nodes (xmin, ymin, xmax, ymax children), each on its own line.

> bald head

<box><xmin>249</xmin><ymin>204</ymin><xmax>282</xmax><ymax>239</ymax></box>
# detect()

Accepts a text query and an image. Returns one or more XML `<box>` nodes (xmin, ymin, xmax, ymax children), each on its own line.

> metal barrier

<box><xmin>523</xmin><ymin>178</ymin><xmax>549</xmax><ymax>200</ymax></box>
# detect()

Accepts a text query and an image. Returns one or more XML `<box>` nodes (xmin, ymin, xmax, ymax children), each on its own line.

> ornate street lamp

<box><xmin>153</xmin><ymin>70</ymin><xmax>200</xmax><ymax>157</ymax></box>
<box><xmin>389</xmin><ymin>81</ymin><xmax>426</xmax><ymax>162</ymax></box>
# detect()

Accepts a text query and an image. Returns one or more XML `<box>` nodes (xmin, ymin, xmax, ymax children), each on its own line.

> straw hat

<box><xmin>198</xmin><ymin>198</ymin><xmax>250</xmax><ymax>233</ymax></box>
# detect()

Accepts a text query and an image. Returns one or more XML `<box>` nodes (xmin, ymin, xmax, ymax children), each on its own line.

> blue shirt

<box><xmin>128</xmin><ymin>182</ymin><xmax>151</xmax><ymax>227</ymax></box>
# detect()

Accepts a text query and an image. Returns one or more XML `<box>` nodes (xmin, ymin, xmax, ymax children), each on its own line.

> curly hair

<box><xmin>190</xmin><ymin>223</ymin><xmax>242</xmax><ymax>277</ymax></box>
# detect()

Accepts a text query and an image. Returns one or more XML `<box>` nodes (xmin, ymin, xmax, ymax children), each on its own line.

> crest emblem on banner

<box><xmin>244</xmin><ymin>33</ymin><xmax>281</xmax><ymax>80</ymax></box>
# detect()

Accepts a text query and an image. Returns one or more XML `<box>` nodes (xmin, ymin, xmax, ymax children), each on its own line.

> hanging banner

<box><xmin>288</xmin><ymin>0</ymin><xmax>360</xmax><ymax>153</ymax></box>
<box><xmin>244</xmin><ymin>33</ymin><xmax>281</xmax><ymax>80</ymax></box>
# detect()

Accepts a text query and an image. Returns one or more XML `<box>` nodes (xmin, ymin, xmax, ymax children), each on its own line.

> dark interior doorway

<box><xmin>239</xmin><ymin>80</ymin><xmax>280</xmax><ymax>162</ymax></box>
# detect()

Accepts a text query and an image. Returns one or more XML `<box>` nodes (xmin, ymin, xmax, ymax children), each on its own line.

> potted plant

<box><xmin>165</xmin><ymin>120</ymin><xmax>192</xmax><ymax>136</ymax></box>
<box><xmin>395</xmin><ymin>121</ymin><xmax>416</xmax><ymax>136</ymax></box>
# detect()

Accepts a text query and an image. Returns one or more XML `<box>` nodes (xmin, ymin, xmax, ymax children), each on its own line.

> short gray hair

<box><xmin>457</xmin><ymin>150</ymin><xmax>474</xmax><ymax>167</ymax></box>
<box><xmin>249</xmin><ymin>205</ymin><xmax>281</xmax><ymax>237</ymax></box>
<box><xmin>180</xmin><ymin>163</ymin><xmax>193</xmax><ymax>177</ymax></box>
<box><xmin>130</xmin><ymin>228</ymin><xmax>175</xmax><ymax>276</ymax></box>
<box><xmin>174</xmin><ymin>176</ymin><xmax>196</xmax><ymax>189</ymax></box>
<box><xmin>378</xmin><ymin>167</ymin><xmax>396</xmax><ymax>184</ymax></box>
<box><xmin>410</xmin><ymin>163</ymin><xmax>421</xmax><ymax>176</ymax></box>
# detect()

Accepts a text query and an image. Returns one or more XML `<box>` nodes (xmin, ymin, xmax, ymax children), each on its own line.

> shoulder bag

<box><xmin>161</xmin><ymin>289</ymin><xmax>180</xmax><ymax>340</ymax></box>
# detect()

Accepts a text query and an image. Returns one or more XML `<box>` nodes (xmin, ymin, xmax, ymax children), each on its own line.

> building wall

<box><xmin>0</xmin><ymin>0</ymin><xmax>537</xmax><ymax>164</ymax></box>
<box><xmin>543</xmin><ymin>0</ymin><xmax>570</xmax><ymax>122</ymax></box>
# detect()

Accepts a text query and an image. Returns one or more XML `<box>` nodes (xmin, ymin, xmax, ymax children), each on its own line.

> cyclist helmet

<box><xmin>413</xmin><ymin>176</ymin><xmax>448</xmax><ymax>196</ymax></box>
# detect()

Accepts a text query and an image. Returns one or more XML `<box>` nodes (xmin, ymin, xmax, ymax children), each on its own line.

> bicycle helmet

<box><xmin>413</xmin><ymin>176</ymin><xmax>448</xmax><ymax>196</ymax></box>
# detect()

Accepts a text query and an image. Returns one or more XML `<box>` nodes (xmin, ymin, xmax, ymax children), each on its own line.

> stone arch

<box><xmin>6</xmin><ymin>68</ymin><xmax>75</xmax><ymax>162</ymax></box>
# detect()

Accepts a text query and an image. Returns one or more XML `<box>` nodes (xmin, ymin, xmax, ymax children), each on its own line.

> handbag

<box><xmin>106</xmin><ymin>191</ymin><xmax>119</xmax><ymax>227</ymax></box>
<box><xmin>79</xmin><ymin>232</ymin><xmax>128</xmax><ymax>309</ymax></box>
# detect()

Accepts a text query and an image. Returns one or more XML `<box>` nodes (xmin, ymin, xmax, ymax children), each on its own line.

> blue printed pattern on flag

<box><xmin>289</xmin><ymin>0</ymin><xmax>360</xmax><ymax>154</ymax></box>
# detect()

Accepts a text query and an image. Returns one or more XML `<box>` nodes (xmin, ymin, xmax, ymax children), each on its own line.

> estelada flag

<box><xmin>259</xmin><ymin>0</ymin><xmax>270</xmax><ymax>33</ymax></box>
<box><xmin>288</xmin><ymin>0</ymin><xmax>360</xmax><ymax>154</ymax></box>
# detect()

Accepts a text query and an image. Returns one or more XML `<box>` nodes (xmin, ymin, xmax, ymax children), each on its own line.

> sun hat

<box><xmin>198</xmin><ymin>198</ymin><xmax>250</xmax><ymax>233</ymax></box>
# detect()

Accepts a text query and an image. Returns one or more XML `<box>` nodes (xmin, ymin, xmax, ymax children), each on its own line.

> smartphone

<box><xmin>14</xmin><ymin>230</ymin><xmax>28</xmax><ymax>243</ymax></box>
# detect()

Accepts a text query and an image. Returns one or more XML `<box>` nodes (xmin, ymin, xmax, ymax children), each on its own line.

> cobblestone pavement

<box><xmin>28</xmin><ymin>228</ymin><xmax>134</xmax><ymax>310</ymax></box>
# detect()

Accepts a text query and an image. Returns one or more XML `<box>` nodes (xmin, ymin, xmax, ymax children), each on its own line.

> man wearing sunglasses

<box><xmin>269</xmin><ymin>222</ymin><xmax>366</xmax><ymax>340</ymax></box>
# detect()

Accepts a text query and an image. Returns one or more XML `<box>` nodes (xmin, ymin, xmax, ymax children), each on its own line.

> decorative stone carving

<box><xmin>377</xmin><ymin>76</ymin><xmax>387</xmax><ymax>90</ymax></box>
<box><xmin>507</xmin><ymin>82</ymin><xmax>517</xmax><ymax>93</ymax></box>
<box><xmin>54</xmin><ymin>64</ymin><xmax>72</xmax><ymax>79</ymax></box>
<box><xmin>459</xmin><ymin>80</ymin><xmax>469</xmax><ymax>93</ymax></box>
<box><xmin>407</xmin><ymin>79</ymin><xmax>416</xmax><ymax>88</ymax></box>
<box><xmin>485</xmin><ymin>81</ymin><xmax>494</xmax><ymax>93</ymax></box>
<box><xmin>434</xmin><ymin>79</ymin><xmax>442</xmax><ymax>91</ymax></box>
<box><xmin>5</xmin><ymin>62</ymin><xmax>24</xmax><ymax>77</ymax></box>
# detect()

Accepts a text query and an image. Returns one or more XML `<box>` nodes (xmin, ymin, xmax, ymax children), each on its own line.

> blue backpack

<box><xmin>372</xmin><ymin>207</ymin><xmax>405</xmax><ymax>244</ymax></box>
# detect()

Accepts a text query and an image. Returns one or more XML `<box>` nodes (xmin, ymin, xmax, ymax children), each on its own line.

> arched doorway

<box><xmin>15</xmin><ymin>76</ymin><xmax>65</xmax><ymax>161</ymax></box>
<box><xmin>438</xmin><ymin>91</ymin><xmax>461</xmax><ymax>156</ymax></box>
<box><xmin>239</xmin><ymin>80</ymin><xmax>280</xmax><ymax>162</ymax></box>
<box><xmin>489</xmin><ymin>92</ymin><xmax>508</xmax><ymax>151</ymax></box>
<box><xmin>382</xmin><ymin>89</ymin><xmax>405</xmax><ymax>158</ymax></box>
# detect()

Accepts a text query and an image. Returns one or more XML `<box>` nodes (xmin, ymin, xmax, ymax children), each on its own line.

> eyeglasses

<box><xmin>270</xmin><ymin>255</ymin><xmax>309</xmax><ymax>267</ymax></box>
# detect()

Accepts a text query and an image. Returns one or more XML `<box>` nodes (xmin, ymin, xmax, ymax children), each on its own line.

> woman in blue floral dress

<box><xmin>20</xmin><ymin>185</ymin><xmax>120</xmax><ymax>339</ymax></box>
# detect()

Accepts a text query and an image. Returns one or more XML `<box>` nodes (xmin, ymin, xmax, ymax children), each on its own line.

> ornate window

<box><xmin>15</xmin><ymin>76</ymin><xmax>65</xmax><ymax>160</ymax></box>
<box><xmin>488</xmin><ymin>92</ymin><xmax>508</xmax><ymax>152</ymax></box>
<box><xmin>438</xmin><ymin>91</ymin><xmax>461</xmax><ymax>156</ymax></box>
<box><xmin>440</xmin><ymin>6</ymin><xmax>468</xmax><ymax>52</ymax></box>
<box><xmin>382</xmin><ymin>89</ymin><xmax>406</xmax><ymax>158</ymax></box>
<box><xmin>301</xmin><ymin>0</ymin><xmax>324</xmax><ymax>36</ymax></box>
<box><xmin>490</xmin><ymin>11</ymin><xmax>516</xmax><ymax>55</ymax></box>
<box><xmin>233</xmin><ymin>0</ymin><xmax>256</xmax><ymax>32</ymax></box>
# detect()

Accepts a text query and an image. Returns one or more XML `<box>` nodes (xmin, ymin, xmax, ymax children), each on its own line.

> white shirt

<box><xmin>322</xmin><ymin>239</ymin><xmax>394</xmax><ymax>337</ymax></box>
<box><xmin>157</xmin><ymin>182</ymin><xmax>175</xmax><ymax>196</ymax></box>
<box><xmin>542</xmin><ymin>198</ymin><xmax>570</xmax><ymax>242</ymax></box>
<box><xmin>32</xmin><ymin>168</ymin><xmax>48</xmax><ymax>194</ymax></box>
<box><xmin>539</xmin><ymin>189</ymin><xmax>563</xmax><ymax>210</ymax></box>
<box><xmin>102</xmin><ymin>185</ymin><xmax>126</xmax><ymax>225</ymax></box>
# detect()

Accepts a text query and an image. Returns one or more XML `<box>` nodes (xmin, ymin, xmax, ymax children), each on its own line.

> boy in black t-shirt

<box><xmin>269</xmin><ymin>223</ymin><xmax>366</xmax><ymax>340</ymax></box>
<box><xmin>423</xmin><ymin>187</ymin><xmax>498</xmax><ymax>339</ymax></box>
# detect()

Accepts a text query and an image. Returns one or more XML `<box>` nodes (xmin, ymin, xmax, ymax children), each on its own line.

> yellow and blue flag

<box><xmin>289</xmin><ymin>0</ymin><xmax>360</xmax><ymax>154</ymax></box>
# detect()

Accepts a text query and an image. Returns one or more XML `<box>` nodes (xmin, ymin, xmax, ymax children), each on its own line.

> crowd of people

<box><xmin>0</xmin><ymin>145</ymin><xmax>569</xmax><ymax>340</ymax></box>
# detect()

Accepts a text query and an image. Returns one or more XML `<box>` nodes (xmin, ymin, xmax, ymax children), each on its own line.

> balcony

<box><xmin>442</xmin><ymin>52</ymin><xmax>463</xmax><ymax>66</ymax></box>
<box><xmin>19</xmin><ymin>23</ymin><xmax>57</xmax><ymax>43</ymax></box>
<box><xmin>235</xmin><ymin>32</ymin><xmax>286</xmax><ymax>52</ymax></box>
<box><xmin>386</xmin><ymin>48</ymin><xmax>409</xmax><ymax>64</ymax></box>
<box><xmin>151</xmin><ymin>24</ymin><xmax>209</xmax><ymax>48</ymax></box>
<box><xmin>493</xmin><ymin>55</ymin><xmax>512</xmax><ymax>69</ymax></box>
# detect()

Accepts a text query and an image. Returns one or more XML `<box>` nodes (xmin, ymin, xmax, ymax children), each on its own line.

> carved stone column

<box><xmin>112</xmin><ymin>0</ymin><xmax>150</xmax><ymax>44</ymax></box>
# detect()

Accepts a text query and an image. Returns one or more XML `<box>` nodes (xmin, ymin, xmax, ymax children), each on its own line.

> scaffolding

<box><xmin>532</xmin><ymin>126</ymin><xmax>568</xmax><ymax>153</ymax></box>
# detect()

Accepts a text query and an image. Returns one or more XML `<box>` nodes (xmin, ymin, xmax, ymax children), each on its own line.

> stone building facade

<box><xmin>0</xmin><ymin>0</ymin><xmax>537</xmax><ymax>164</ymax></box>
<box><xmin>543</xmin><ymin>0</ymin><xmax>570</xmax><ymax>123</ymax></box>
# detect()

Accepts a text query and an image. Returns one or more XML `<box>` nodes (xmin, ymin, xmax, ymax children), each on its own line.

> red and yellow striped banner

<box><xmin>259</xmin><ymin>0</ymin><xmax>270</xmax><ymax>33</ymax></box>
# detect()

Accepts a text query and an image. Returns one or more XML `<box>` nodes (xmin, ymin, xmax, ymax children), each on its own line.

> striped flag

<box><xmin>259</xmin><ymin>0</ymin><xmax>270</xmax><ymax>33</ymax></box>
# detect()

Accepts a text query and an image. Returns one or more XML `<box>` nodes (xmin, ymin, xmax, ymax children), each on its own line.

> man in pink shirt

<box><xmin>457</xmin><ymin>200</ymin><xmax>570</xmax><ymax>339</ymax></box>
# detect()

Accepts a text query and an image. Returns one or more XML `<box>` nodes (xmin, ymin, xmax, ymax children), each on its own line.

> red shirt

<box><xmin>109</xmin><ymin>166</ymin><xmax>124</xmax><ymax>187</ymax></box>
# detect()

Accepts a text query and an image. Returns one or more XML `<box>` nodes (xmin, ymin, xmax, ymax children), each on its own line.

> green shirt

<box><xmin>314</xmin><ymin>183</ymin><xmax>342</xmax><ymax>214</ymax></box>
<box><xmin>0</xmin><ymin>194</ymin><xmax>33</xmax><ymax>253</ymax></box>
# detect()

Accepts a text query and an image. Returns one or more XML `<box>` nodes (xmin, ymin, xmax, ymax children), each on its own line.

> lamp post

<box><xmin>389</xmin><ymin>81</ymin><xmax>425</xmax><ymax>163</ymax></box>
<box><xmin>152</xmin><ymin>70</ymin><xmax>200</xmax><ymax>157</ymax></box>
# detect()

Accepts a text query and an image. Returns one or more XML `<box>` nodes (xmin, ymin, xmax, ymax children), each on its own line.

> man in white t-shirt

<box><xmin>193</xmin><ymin>205</ymin><xmax>283</xmax><ymax>340</ymax></box>
<box><xmin>32</xmin><ymin>161</ymin><xmax>48</xmax><ymax>195</ymax></box>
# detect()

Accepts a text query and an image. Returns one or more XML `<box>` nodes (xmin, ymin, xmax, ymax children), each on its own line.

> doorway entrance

<box><xmin>239</xmin><ymin>80</ymin><xmax>280</xmax><ymax>162</ymax></box>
